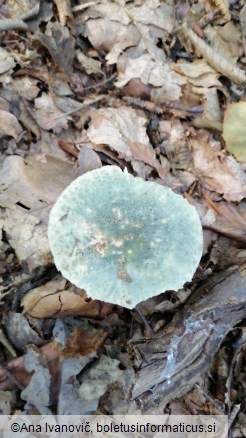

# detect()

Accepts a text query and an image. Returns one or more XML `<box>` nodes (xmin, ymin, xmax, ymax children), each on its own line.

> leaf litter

<box><xmin>0</xmin><ymin>0</ymin><xmax>245</xmax><ymax>430</ymax></box>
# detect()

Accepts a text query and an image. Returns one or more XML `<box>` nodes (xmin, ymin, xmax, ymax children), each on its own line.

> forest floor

<box><xmin>0</xmin><ymin>1</ymin><xmax>246</xmax><ymax>437</ymax></box>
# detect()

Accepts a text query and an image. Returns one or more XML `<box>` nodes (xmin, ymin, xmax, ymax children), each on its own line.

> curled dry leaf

<box><xmin>215</xmin><ymin>21</ymin><xmax>244</xmax><ymax>59</ymax></box>
<box><xmin>53</xmin><ymin>0</ymin><xmax>73</xmax><ymax>27</ymax></box>
<box><xmin>191</xmin><ymin>139</ymin><xmax>246</xmax><ymax>202</ymax></box>
<box><xmin>210</xmin><ymin>0</ymin><xmax>231</xmax><ymax>22</ymax></box>
<box><xmin>19</xmin><ymin>100</ymin><xmax>41</xmax><ymax>139</ymax></box>
<box><xmin>86</xmin><ymin>106</ymin><xmax>156</xmax><ymax>167</ymax></box>
<box><xmin>21</xmin><ymin>281</ymin><xmax>112</xmax><ymax>319</ymax></box>
<box><xmin>0</xmin><ymin>110</ymin><xmax>22</xmax><ymax>139</ymax></box>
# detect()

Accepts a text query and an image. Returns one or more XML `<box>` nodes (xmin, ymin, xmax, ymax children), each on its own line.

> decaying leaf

<box><xmin>53</xmin><ymin>0</ymin><xmax>73</xmax><ymax>26</ymax></box>
<box><xmin>174</xmin><ymin>59</ymin><xmax>221</xmax><ymax>88</ymax></box>
<box><xmin>81</xmin><ymin>0</ymin><xmax>173</xmax><ymax>65</ymax></box>
<box><xmin>211</xmin><ymin>0</ymin><xmax>231</xmax><ymax>22</ymax></box>
<box><xmin>2</xmin><ymin>208</ymin><xmax>51</xmax><ymax>271</ymax></box>
<box><xmin>34</xmin><ymin>22</ymin><xmax>75</xmax><ymax>77</ymax></box>
<box><xmin>6</xmin><ymin>312</ymin><xmax>44</xmax><ymax>351</ymax></box>
<box><xmin>34</xmin><ymin>94</ymin><xmax>71</xmax><ymax>132</ymax></box>
<box><xmin>116</xmin><ymin>53</ymin><xmax>186</xmax><ymax>103</ymax></box>
<box><xmin>204</xmin><ymin>26</ymin><xmax>236</xmax><ymax>62</ymax></box>
<box><xmin>79</xmin><ymin>354</ymin><xmax>128</xmax><ymax>413</ymax></box>
<box><xmin>0</xmin><ymin>110</ymin><xmax>22</xmax><ymax>139</ymax></box>
<box><xmin>209</xmin><ymin>201</ymin><xmax>246</xmax><ymax>243</ymax></box>
<box><xmin>191</xmin><ymin>138</ymin><xmax>246</xmax><ymax>202</ymax></box>
<box><xmin>0</xmin><ymin>155</ymin><xmax>79</xmax><ymax>213</ymax></box>
<box><xmin>223</xmin><ymin>102</ymin><xmax>246</xmax><ymax>163</ymax></box>
<box><xmin>22</xmin><ymin>278</ymin><xmax>112</xmax><ymax>319</ymax></box>
<box><xmin>240</xmin><ymin>5</ymin><xmax>246</xmax><ymax>56</ymax></box>
<box><xmin>0</xmin><ymin>319</ymin><xmax>107</xmax><ymax>410</ymax></box>
<box><xmin>86</xmin><ymin>106</ymin><xmax>156</xmax><ymax>167</ymax></box>
<box><xmin>55</xmin><ymin>318</ymin><xmax>108</xmax><ymax>414</ymax></box>
<box><xmin>6</xmin><ymin>0</ymin><xmax>38</xmax><ymax>18</ymax></box>
<box><xmin>19</xmin><ymin>100</ymin><xmax>41</xmax><ymax>139</ymax></box>
<box><xmin>182</xmin><ymin>23</ymin><xmax>246</xmax><ymax>84</ymax></box>
<box><xmin>0</xmin><ymin>48</ymin><xmax>15</xmax><ymax>76</ymax></box>
<box><xmin>0</xmin><ymin>391</ymin><xmax>13</xmax><ymax>415</ymax></box>
<box><xmin>77</xmin><ymin>145</ymin><xmax>102</xmax><ymax>174</ymax></box>
<box><xmin>0</xmin><ymin>155</ymin><xmax>78</xmax><ymax>269</ymax></box>
<box><xmin>21</xmin><ymin>347</ymin><xmax>51</xmax><ymax>412</ymax></box>
<box><xmin>191</xmin><ymin>86</ymin><xmax>221</xmax><ymax>121</ymax></box>
<box><xmin>76</xmin><ymin>50</ymin><xmax>102</xmax><ymax>76</ymax></box>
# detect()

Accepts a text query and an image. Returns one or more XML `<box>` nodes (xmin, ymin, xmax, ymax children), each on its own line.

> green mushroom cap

<box><xmin>48</xmin><ymin>166</ymin><xmax>203</xmax><ymax>309</ymax></box>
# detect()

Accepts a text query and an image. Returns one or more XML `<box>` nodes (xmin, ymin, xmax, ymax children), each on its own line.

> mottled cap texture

<box><xmin>48</xmin><ymin>166</ymin><xmax>203</xmax><ymax>309</ymax></box>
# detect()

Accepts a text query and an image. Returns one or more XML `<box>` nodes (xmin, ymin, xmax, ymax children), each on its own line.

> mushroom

<box><xmin>48</xmin><ymin>166</ymin><xmax>203</xmax><ymax>310</ymax></box>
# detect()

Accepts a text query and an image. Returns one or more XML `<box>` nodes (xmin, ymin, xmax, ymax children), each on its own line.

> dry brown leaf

<box><xmin>216</xmin><ymin>21</ymin><xmax>244</xmax><ymax>58</ymax></box>
<box><xmin>81</xmin><ymin>0</ymin><xmax>173</xmax><ymax>65</ymax></box>
<box><xmin>0</xmin><ymin>322</ymin><xmax>107</xmax><ymax>392</ymax></box>
<box><xmin>209</xmin><ymin>201</ymin><xmax>246</xmax><ymax>243</ymax></box>
<box><xmin>0</xmin><ymin>155</ymin><xmax>79</xmax><ymax>212</ymax></box>
<box><xmin>182</xmin><ymin>24</ymin><xmax>246</xmax><ymax>84</ymax></box>
<box><xmin>240</xmin><ymin>5</ymin><xmax>246</xmax><ymax>57</ymax></box>
<box><xmin>76</xmin><ymin>50</ymin><xmax>102</xmax><ymax>75</ymax></box>
<box><xmin>191</xmin><ymin>139</ymin><xmax>246</xmax><ymax>202</ymax></box>
<box><xmin>117</xmin><ymin>53</ymin><xmax>186</xmax><ymax>98</ymax></box>
<box><xmin>79</xmin><ymin>2</ymin><xmax>131</xmax><ymax>59</ymax></box>
<box><xmin>22</xmin><ymin>281</ymin><xmax>112</xmax><ymax>319</ymax></box>
<box><xmin>121</xmin><ymin>78</ymin><xmax>152</xmax><ymax>99</ymax></box>
<box><xmin>13</xmin><ymin>77</ymin><xmax>40</xmax><ymax>100</ymax></box>
<box><xmin>2</xmin><ymin>208</ymin><xmax>51</xmax><ymax>270</ymax></box>
<box><xmin>0</xmin><ymin>110</ymin><xmax>22</xmax><ymax>138</ymax></box>
<box><xmin>53</xmin><ymin>0</ymin><xmax>73</xmax><ymax>26</ymax></box>
<box><xmin>174</xmin><ymin>59</ymin><xmax>221</xmax><ymax>88</ymax></box>
<box><xmin>77</xmin><ymin>145</ymin><xmax>102</xmax><ymax>175</ymax></box>
<box><xmin>86</xmin><ymin>106</ymin><xmax>156</xmax><ymax>167</ymax></box>
<box><xmin>6</xmin><ymin>0</ymin><xmax>38</xmax><ymax>17</ymax></box>
<box><xmin>34</xmin><ymin>22</ymin><xmax>75</xmax><ymax>77</ymax></box>
<box><xmin>0</xmin><ymin>47</ymin><xmax>15</xmax><ymax>75</ymax></box>
<box><xmin>34</xmin><ymin>94</ymin><xmax>70</xmax><ymax>132</ymax></box>
<box><xmin>6</xmin><ymin>312</ymin><xmax>44</xmax><ymax>351</ymax></box>
<box><xmin>19</xmin><ymin>100</ymin><xmax>41</xmax><ymax>139</ymax></box>
<box><xmin>0</xmin><ymin>341</ymin><xmax>59</xmax><ymax>392</ymax></box>
<box><xmin>191</xmin><ymin>86</ymin><xmax>221</xmax><ymax>121</ymax></box>
<box><xmin>211</xmin><ymin>0</ymin><xmax>231</xmax><ymax>22</ymax></box>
